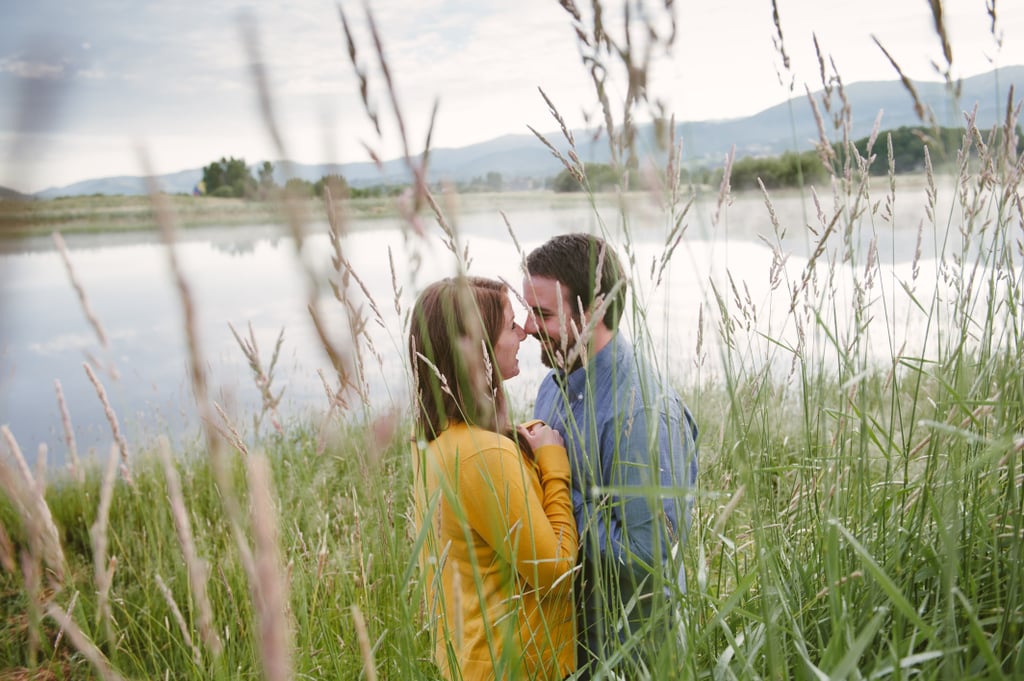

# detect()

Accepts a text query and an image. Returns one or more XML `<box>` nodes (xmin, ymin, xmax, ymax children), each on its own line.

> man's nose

<box><xmin>523</xmin><ymin>314</ymin><xmax>538</xmax><ymax>336</ymax></box>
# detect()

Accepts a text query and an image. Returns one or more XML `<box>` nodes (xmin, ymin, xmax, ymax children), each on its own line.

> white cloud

<box><xmin>0</xmin><ymin>57</ymin><xmax>67</xmax><ymax>80</ymax></box>
<box><xmin>28</xmin><ymin>332</ymin><xmax>97</xmax><ymax>356</ymax></box>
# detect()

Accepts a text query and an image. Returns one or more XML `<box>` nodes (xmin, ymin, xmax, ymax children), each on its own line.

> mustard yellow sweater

<box><xmin>413</xmin><ymin>422</ymin><xmax>578</xmax><ymax>681</ymax></box>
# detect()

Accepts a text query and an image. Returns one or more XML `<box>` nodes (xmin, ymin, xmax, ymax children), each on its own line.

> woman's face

<box><xmin>493</xmin><ymin>296</ymin><xmax>527</xmax><ymax>380</ymax></box>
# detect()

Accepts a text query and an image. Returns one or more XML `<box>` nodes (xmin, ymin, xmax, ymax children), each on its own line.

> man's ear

<box><xmin>583</xmin><ymin>293</ymin><xmax>608</xmax><ymax>326</ymax></box>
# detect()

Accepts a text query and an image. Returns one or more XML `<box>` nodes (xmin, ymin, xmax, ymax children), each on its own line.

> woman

<box><xmin>409</xmin><ymin>276</ymin><xmax>578</xmax><ymax>681</ymax></box>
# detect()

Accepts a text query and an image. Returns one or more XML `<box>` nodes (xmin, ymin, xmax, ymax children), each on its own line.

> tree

<box><xmin>314</xmin><ymin>174</ymin><xmax>350</xmax><ymax>199</ymax></box>
<box><xmin>201</xmin><ymin>157</ymin><xmax>257</xmax><ymax>198</ymax></box>
<box><xmin>722</xmin><ymin>150</ymin><xmax>827</xmax><ymax>190</ymax></box>
<box><xmin>257</xmin><ymin>161</ymin><xmax>276</xmax><ymax>198</ymax></box>
<box><xmin>284</xmin><ymin>178</ymin><xmax>315</xmax><ymax>197</ymax></box>
<box><xmin>551</xmin><ymin>163</ymin><xmax>624</xmax><ymax>193</ymax></box>
<box><xmin>845</xmin><ymin>126</ymin><xmax>970</xmax><ymax>175</ymax></box>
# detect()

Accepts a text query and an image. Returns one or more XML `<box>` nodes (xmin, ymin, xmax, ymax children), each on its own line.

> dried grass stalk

<box><xmin>83</xmin><ymin>362</ymin><xmax>131</xmax><ymax>482</ymax></box>
<box><xmin>240</xmin><ymin>13</ymin><xmax>286</xmax><ymax>161</ymax></box>
<box><xmin>871</xmin><ymin>35</ymin><xmax>934</xmax><ymax>126</ymax></box>
<box><xmin>713</xmin><ymin>146</ymin><xmax>735</xmax><ymax>228</ymax></box>
<box><xmin>927</xmin><ymin>0</ymin><xmax>954</xmax><ymax>73</ymax></box>
<box><xmin>213</xmin><ymin>402</ymin><xmax>250</xmax><ymax>458</ymax></box>
<box><xmin>0</xmin><ymin>520</ymin><xmax>15</xmax><ymax>574</ymax></box>
<box><xmin>53</xmin><ymin>231</ymin><xmax>109</xmax><ymax>349</ymax></box>
<box><xmin>140</xmin><ymin>152</ymin><xmax>227</xmax><ymax>472</ymax></box>
<box><xmin>34</xmin><ymin>443</ymin><xmax>47</xmax><ymax>495</ymax></box>
<box><xmin>158</xmin><ymin>436</ymin><xmax>222</xmax><ymax>656</ymax></box>
<box><xmin>155</xmin><ymin>574</ymin><xmax>202</xmax><ymax>665</ymax></box>
<box><xmin>337</xmin><ymin>4</ymin><xmax>381</xmax><ymax>135</ymax></box>
<box><xmin>0</xmin><ymin>426</ymin><xmax>66</xmax><ymax>584</ymax></box>
<box><xmin>338</xmin><ymin>1</ymin><xmax>435</xmax><ymax>232</ymax></box>
<box><xmin>46</xmin><ymin>602</ymin><xmax>126</xmax><ymax>681</ymax></box>
<box><xmin>90</xmin><ymin>444</ymin><xmax>119</xmax><ymax>643</ymax></box>
<box><xmin>352</xmin><ymin>604</ymin><xmax>378</xmax><ymax>681</ymax></box>
<box><xmin>387</xmin><ymin>246</ymin><xmax>403</xmax><ymax>317</ymax></box>
<box><xmin>52</xmin><ymin>589</ymin><xmax>79</xmax><ymax>656</ymax></box>
<box><xmin>247</xmin><ymin>452</ymin><xmax>292</xmax><ymax>681</ymax></box>
<box><xmin>21</xmin><ymin>550</ymin><xmax>41</xmax><ymax>665</ymax></box>
<box><xmin>228</xmin><ymin>322</ymin><xmax>285</xmax><ymax>434</ymax></box>
<box><xmin>139</xmin><ymin>153</ymin><xmax>263</xmax><ymax>607</ymax></box>
<box><xmin>770</xmin><ymin>0</ymin><xmax>791</xmax><ymax>73</ymax></box>
<box><xmin>54</xmin><ymin>379</ymin><xmax>82</xmax><ymax>481</ymax></box>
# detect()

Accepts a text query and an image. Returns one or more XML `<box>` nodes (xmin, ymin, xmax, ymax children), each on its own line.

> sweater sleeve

<box><xmin>460</xmin><ymin>442</ymin><xmax>578</xmax><ymax>593</ymax></box>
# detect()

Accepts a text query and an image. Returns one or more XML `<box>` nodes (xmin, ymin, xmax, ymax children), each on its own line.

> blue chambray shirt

<box><xmin>533</xmin><ymin>333</ymin><xmax>698</xmax><ymax>667</ymax></box>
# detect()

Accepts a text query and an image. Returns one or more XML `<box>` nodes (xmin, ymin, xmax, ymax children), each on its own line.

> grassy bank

<box><xmin>0</xmin><ymin>175</ymin><xmax>931</xmax><ymax>241</ymax></box>
<box><xmin>0</xmin><ymin>190</ymin><xmax>633</xmax><ymax>239</ymax></box>
<box><xmin>0</xmin><ymin>194</ymin><xmax>290</xmax><ymax>237</ymax></box>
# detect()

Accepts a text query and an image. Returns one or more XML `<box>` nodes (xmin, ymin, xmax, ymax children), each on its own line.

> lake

<box><xmin>0</xmin><ymin>185</ymin><xmax>967</xmax><ymax>468</ymax></box>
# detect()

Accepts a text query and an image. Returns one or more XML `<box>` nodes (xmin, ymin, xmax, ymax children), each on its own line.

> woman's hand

<box><xmin>516</xmin><ymin>421</ymin><xmax>564</xmax><ymax>450</ymax></box>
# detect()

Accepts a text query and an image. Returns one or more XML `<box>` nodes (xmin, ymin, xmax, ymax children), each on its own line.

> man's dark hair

<box><xmin>525</xmin><ymin>233</ymin><xmax>626</xmax><ymax>330</ymax></box>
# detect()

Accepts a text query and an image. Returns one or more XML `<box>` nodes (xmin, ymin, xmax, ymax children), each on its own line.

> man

<box><xmin>522</xmin><ymin>233</ymin><xmax>698</xmax><ymax>679</ymax></box>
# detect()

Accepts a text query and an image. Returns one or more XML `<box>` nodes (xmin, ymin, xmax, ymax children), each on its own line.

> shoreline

<box><xmin>0</xmin><ymin>172</ymin><xmax>944</xmax><ymax>247</ymax></box>
<box><xmin>0</xmin><ymin>190</ymin><xmax>614</xmax><ymax>239</ymax></box>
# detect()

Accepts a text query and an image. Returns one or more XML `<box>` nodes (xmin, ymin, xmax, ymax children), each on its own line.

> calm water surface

<box><xmin>0</xmin><ymin>191</ymin><xmax>951</xmax><ymax>467</ymax></box>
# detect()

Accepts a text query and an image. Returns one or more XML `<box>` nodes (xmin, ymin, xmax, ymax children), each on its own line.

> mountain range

<box><xmin>12</xmin><ymin>65</ymin><xmax>1024</xmax><ymax>199</ymax></box>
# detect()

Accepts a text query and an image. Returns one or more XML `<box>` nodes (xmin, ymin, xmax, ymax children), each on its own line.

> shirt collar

<box><xmin>560</xmin><ymin>332</ymin><xmax>631</xmax><ymax>394</ymax></box>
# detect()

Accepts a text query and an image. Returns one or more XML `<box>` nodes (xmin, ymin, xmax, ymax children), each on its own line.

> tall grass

<box><xmin>2</xmin><ymin>1</ymin><xmax>1023</xmax><ymax>680</ymax></box>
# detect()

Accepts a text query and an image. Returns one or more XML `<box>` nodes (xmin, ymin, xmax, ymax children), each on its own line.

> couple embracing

<box><xmin>410</xmin><ymin>233</ymin><xmax>699</xmax><ymax>680</ymax></box>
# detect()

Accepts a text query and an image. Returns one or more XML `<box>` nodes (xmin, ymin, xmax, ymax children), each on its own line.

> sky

<box><xmin>2</xmin><ymin>0</ymin><xmax>1023</xmax><ymax>194</ymax></box>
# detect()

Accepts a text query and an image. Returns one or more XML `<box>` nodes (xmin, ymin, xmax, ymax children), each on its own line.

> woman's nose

<box><xmin>516</xmin><ymin>323</ymin><xmax>528</xmax><ymax>340</ymax></box>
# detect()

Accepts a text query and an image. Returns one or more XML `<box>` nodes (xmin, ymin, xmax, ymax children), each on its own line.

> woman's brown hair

<box><xmin>409</xmin><ymin>276</ymin><xmax>509</xmax><ymax>440</ymax></box>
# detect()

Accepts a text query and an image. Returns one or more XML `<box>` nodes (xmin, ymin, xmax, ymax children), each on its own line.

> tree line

<box><xmin>199</xmin><ymin>157</ymin><xmax>402</xmax><ymax>200</ymax></box>
<box><xmin>202</xmin><ymin>125</ymin><xmax>1024</xmax><ymax>199</ymax></box>
<box><xmin>550</xmin><ymin>125</ymin><xmax>1024</xmax><ymax>193</ymax></box>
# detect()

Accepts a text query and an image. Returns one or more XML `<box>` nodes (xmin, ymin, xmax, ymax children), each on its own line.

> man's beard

<box><xmin>537</xmin><ymin>340</ymin><xmax>558</xmax><ymax>369</ymax></box>
<box><xmin>535</xmin><ymin>313</ymin><xmax>584</xmax><ymax>371</ymax></box>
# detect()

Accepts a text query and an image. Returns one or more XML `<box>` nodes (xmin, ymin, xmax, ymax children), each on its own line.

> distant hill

<box><xmin>673</xmin><ymin>65</ymin><xmax>1024</xmax><ymax>165</ymax></box>
<box><xmin>35</xmin><ymin>168</ymin><xmax>203</xmax><ymax>199</ymax></box>
<box><xmin>33</xmin><ymin>65</ymin><xmax>1024</xmax><ymax>198</ymax></box>
<box><xmin>0</xmin><ymin>185</ymin><xmax>32</xmax><ymax>201</ymax></box>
